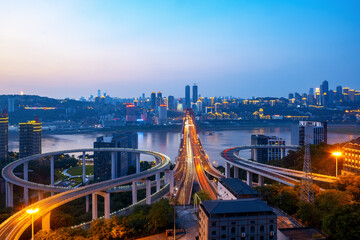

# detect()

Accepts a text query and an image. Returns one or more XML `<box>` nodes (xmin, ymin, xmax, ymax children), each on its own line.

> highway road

<box><xmin>0</xmin><ymin>149</ymin><xmax>171</xmax><ymax>240</ymax></box>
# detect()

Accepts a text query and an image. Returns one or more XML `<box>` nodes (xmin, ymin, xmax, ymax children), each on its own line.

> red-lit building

<box><xmin>126</xmin><ymin>104</ymin><xmax>137</xmax><ymax>122</ymax></box>
<box><xmin>342</xmin><ymin>137</ymin><xmax>360</xmax><ymax>175</ymax></box>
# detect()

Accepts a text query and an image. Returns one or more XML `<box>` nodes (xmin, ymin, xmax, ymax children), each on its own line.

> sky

<box><xmin>0</xmin><ymin>0</ymin><xmax>359</xmax><ymax>99</ymax></box>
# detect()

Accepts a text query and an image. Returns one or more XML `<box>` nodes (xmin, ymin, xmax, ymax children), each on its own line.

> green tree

<box><xmin>296</xmin><ymin>201</ymin><xmax>321</xmax><ymax>228</ymax></box>
<box><xmin>322</xmin><ymin>203</ymin><xmax>360</xmax><ymax>240</ymax></box>
<box><xmin>147</xmin><ymin>199</ymin><xmax>174</xmax><ymax>233</ymax></box>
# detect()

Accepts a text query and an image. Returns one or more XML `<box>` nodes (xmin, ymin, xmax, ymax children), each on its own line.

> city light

<box><xmin>27</xmin><ymin>208</ymin><xmax>39</xmax><ymax>240</ymax></box>
<box><xmin>332</xmin><ymin>152</ymin><xmax>342</xmax><ymax>178</ymax></box>
<box><xmin>332</xmin><ymin>152</ymin><xmax>342</xmax><ymax>156</ymax></box>
<box><xmin>26</xmin><ymin>208</ymin><xmax>39</xmax><ymax>214</ymax></box>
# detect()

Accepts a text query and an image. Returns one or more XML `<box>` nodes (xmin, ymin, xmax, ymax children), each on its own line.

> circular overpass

<box><xmin>0</xmin><ymin>148</ymin><xmax>172</xmax><ymax>240</ymax></box>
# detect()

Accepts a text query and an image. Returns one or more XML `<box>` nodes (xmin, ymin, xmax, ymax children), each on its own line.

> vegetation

<box><xmin>256</xmin><ymin>175</ymin><xmax>360</xmax><ymax>240</ymax></box>
<box><xmin>66</xmin><ymin>165</ymin><xmax>94</xmax><ymax>176</ymax></box>
<box><xmin>34</xmin><ymin>199</ymin><xmax>175</xmax><ymax>240</ymax></box>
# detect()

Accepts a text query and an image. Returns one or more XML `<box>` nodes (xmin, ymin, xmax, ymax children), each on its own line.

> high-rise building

<box><xmin>7</xmin><ymin>98</ymin><xmax>15</xmax><ymax>113</ymax></box>
<box><xmin>150</xmin><ymin>92</ymin><xmax>156</xmax><ymax>109</ymax></box>
<box><xmin>94</xmin><ymin>132</ymin><xmax>138</xmax><ymax>182</ymax></box>
<box><xmin>19</xmin><ymin>120</ymin><xmax>42</xmax><ymax>159</ymax></box>
<box><xmin>156</xmin><ymin>92</ymin><xmax>163</xmax><ymax>106</ymax></box>
<box><xmin>192</xmin><ymin>84</ymin><xmax>198</xmax><ymax>103</ymax></box>
<box><xmin>291</xmin><ymin>121</ymin><xmax>327</xmax><ymax>146</ymax></box>
<box><xmin>125</xmin><ymin>104</ymin><xmax>137</xmax><ymax>122</ymax></box>
<box><xmin>251</xmin><ymin>135</ymin><xmax>285</xmax><ymax>162</ymax></box>
<box><xmin>288</xmin><ymin>93</ymin><xmax>294</xmax><ymax>99</ymax></box>
<box><xmin>0</xmin><ymin>111</ymin><xmax>8</xmax><ymax>161</ymax></box>
<box><xmin>156</xmin><ymin>105</ymin><xmax>167</xmax><ymax>125</ymax></box>
<box><xmin>336</xmin><ymin>85</ymin><xmax>343</xmax><ymax>102</ymax></box>
<box><xmin>185</xmin><ymin>85</ymin><xmax>190</xmax><ymax>109</ymax></box>
<box><xmin>168</xmin><ymin>95</ymin><xmax>175</xmax><ymax>110</ymax></box>
<box><xmin>342</xmin><ymin>137</ymin><xmax>360</xmax><ymax>175</ymax></box>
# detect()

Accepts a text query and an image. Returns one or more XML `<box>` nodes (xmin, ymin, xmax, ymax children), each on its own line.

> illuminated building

<box><xmin>199</xmin><ymin>199</ymin><xmax>277</xmax><ymax>240</ymax></box>
<box><xmin>291</xmin><ymin>121</ymin><xmax>327</xmax><ymax>146</ymax></box>
<box><xmin>94</xmin><ymin>132</ymin><xmax>138</xmax><ymax>182</ymax></box>
<box><xmin>185</xmin><ymin>85</ymin><xmax>191</xmax><ymax>109</ymax></box>
<box><xmin>342</xmin><ymin>137</ymin><xmax>360</xmax><ymax>175</ymax></box>
<box><xmin>193</xmin><ymin>84</ymin><xmax>198</xmax><ymax>103</ymax></box>
<box><xmin>251</xmin><ymin>135</ymin><xmax>286</xmax><ymax>163</ymax></box>
<box><xmin>125</xmin><ymin>104</ymin><xmax>137</xmax><ymax>122</ymax></box>
<box><xmin>156</xmin><ymin>105</ymin><xmax>167</xmax><ymax>125</ymax></box>
<box><xmin>214</xmin><ymin>103</ymin><xmax>221</xmax><ymax>113</ymax></box>
<box><xmin>0</xmin><ymin>111</ymin><xmax>8</xmax><ymax>161</ymax></box>
<box><xmin>156</xmin><ymin>91</ymin><xmax>162</xmax><ymax>106</ymax></box>
<box><xmin>19</xmin><ymin>120</ymin><xmax>42</xmax><ymax>159</ymax></box>
<box><xmin>7</xmin><ymin>98</ymin><xmax>15</xmax><ymax>113</ymax></box>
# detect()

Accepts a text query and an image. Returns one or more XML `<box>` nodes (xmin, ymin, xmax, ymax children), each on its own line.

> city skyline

<box><xmin>1</xmin><ymin>1</ymin><xmax>360</xmax><ymax>99</ymax></box>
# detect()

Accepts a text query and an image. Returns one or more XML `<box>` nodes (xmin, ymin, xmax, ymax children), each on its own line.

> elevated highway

<box><xmin>0</xmin><ymin>148</ymin><xmax>172</xmax><ymax>240</ymax></box>
<box><xmin>221</xmin><ymin>146</ymin><xmax>336</xmax><ymax>187</ymax></box>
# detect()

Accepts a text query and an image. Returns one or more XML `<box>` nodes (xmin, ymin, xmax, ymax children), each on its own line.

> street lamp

<box><xmin>26</xmin><ymin>208</ymin><xmax>39</xmax><ymax>240</ymax></box>
<box><xmin>332</xmin><ymin>152</ymin><xmax>342</xmax><ymax>178</ymax></box>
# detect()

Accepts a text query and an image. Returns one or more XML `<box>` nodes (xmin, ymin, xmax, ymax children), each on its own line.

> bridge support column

<box><xmin>24</xmin><ymin>162</ymin><xmax>29</xmax><ymax>205</ymax></box>
<box><xmin>234</xmin><ymin>166</ymin><xmax>239</xmax><ymax>178</ymax></box>
<box><xmin>132</xmin><ymin>182</ymin><xmax>137</xmax><ymax>205</ymax></box>
<box><xmin>38</xmin><ymin>190</ymin><xmax>44</xmax><ymax>201</ymax></box>
<box><xmin>169</xmin><ymin>170</ymin><xmax>174</xmax><ymax>195</ymax></box>
<box><xmin>101</xmin><ymin>192</ymin><xmax>111</xmax><ymax>220</ymax></box>
<box><xmin>42</xmin><ymin>212</ymin><xmax>51</xmax><ymax>232</ymax></box>
<box><xmin>156</xmin><ymin>173</ymin><xmax>161</xmax><ymax>191</ymax></box>
<box><xmin>82</xmin><ymin>152</ymin><xmax>86</xmax><ymax>183</ymax></box>
<box><xmin>225</xmin><ymin>162</ymin><xmax>231</xmax><ymax>178</ymax></box>
<box><xmin>246</xmin><ymin>171</ymin><xmax>253</xmax><ymax>186</ymax></box>
<box><xmin>253</xmin><ymin>149</ymin><xmax>257</xmax><ymax>161</ymax></box>
<box><xmin>5</xmin><ymin>181</ymin><xmax>13</xmax><ymax>208</ymax></box>
<box><xmin>86</xmin><ymin>195</ymin><xmax>89</xmax><ymax>212</ymax></box>
<box><xmin>111</xmin><ymin>151</ymin><xmax>116</xmax><ymax>180</ymax></box>
<box><xmin>164</xmin><ymin>171</ymin><xmax>169</xmax><ymax>184</ymax></box>
<box><xmin>145</xmin><ymin>180</ymin><xmax>151</xmax><ymax>205</ymax></box>
<box><xmin>258</xmin><ymin>175</ymin><xmax>264</xmax><ymax>186</ymax></box>
<box><xmin>136</xmin><ymin>153</ymin><xmax>140</xmax><ymax>173</ymax></box>
<box><xmin>92</xmin><ymin>193</ymin><xmax>98</xmax><ymax>220</ymax></box>
<box><xmin>50</xmin><ymin>156</ymin><xmax>54</xmax><ymax>186</ymax></box>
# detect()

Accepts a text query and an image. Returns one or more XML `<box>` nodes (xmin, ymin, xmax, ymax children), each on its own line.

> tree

<box><xmin>322</xmin><ymin>203</ymin><xmax>360</xmax><ymax>240</ymax></box>
<box><xmin>147</xmin><ymin>199</ymin><xmax>174</xmax><ymax>233</ymax></box>
<box><xmin>297</xmin><ymin>201</ymin><xmax>321</xmax><ymax>228</ymax></box>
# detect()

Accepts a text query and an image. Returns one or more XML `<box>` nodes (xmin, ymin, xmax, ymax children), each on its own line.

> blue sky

<box><xmin>0</xmin><ymin>0</ymin><xmax>359</xmax><ymax>99</ymax></box>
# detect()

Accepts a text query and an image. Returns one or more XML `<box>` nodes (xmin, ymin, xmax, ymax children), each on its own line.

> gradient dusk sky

<box><xmin>0</xmin><ymin>0</ymin><xmax>359</xmax><ymax>99</ymax></box>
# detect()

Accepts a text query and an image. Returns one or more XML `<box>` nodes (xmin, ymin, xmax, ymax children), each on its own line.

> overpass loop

<box><xmin>0</xmin><ymin>148</ymin><xmax>173</xmax><ymax>240</ymax></box>
<box><xmin>221</xmin><ymin>145</ymin><xmax>336</xmax><ymax>187</ymax></box>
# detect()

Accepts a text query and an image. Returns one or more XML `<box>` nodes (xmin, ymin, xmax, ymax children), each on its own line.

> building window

<box><xmin>260</xmin><ymin>225</ymin><xmax>264</xmax><ymax>232</ymax></box>
<box><xmin>270</xmin><ymin>225</ymin><xmax>274</xmax><ymax>231</ymax></box>
<box><xmin>231</xmin><ymin>227</ymin><xmax>235</xmax><ymax>234</ymax></box>
<box><xmin>231</xmin><ymin>221</ymin><xmax>236</xmax><ymax>225</ymax></box>
<box><xmin>211</xmin><ymin>222</ymin><xmax>216</xmax><ymax>227</ymax></box>
<box><xmin>212</xmin><ymin>231</ymin><xmax>216</xmax><ymax>236</ymax></box>
<box><xmin>250</xmin><ymin>237</ymin><xmax>255</xmax><ymax>240</ymax></box>
<box><xmin>221</xmin><ymin>234</ymin><xmax>226</xmax><ymax>239</ymax></box>
<box><xmin>260</xmin><ymin>236</ymin><xmax>264</xmax><ymax>240</ymax></box>
<box><xmin>221</xmin><ymin>226</ymin><xmax>226</xmax><ymax>230</ymax></box>
<box><xmin>251</xmin><ymin>226</ymin><xmax>255</xmax><ymax>233</ymax></box>
<box><xmin>241</xmin><ymin>226</ymin><xmax>245</xmax><ymax>232</ymax></box>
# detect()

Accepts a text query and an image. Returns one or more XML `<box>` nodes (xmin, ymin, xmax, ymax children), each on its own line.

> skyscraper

<box><xmin>336</xmin><ymin>85</ymin><xmax>343</xmax><ymax>102</ymax></box>
<box><xmin>150</xmin><ymin>92</ymin><xmax>156</xmax><ymax>109</ymax></box>
<box><xmin>291</xmin><ymin>121</ymin><xmax>327</xmax><ymax>146</ymax></box>
<box><xmin>0</xmin><ymin>111</ymin><xmax>8</xmax><ymax>161</ymax></box>
<box><xmin>19</xmin><ymin>120</ymin><xmax>42</xmax><ymax>159</ymax></box>
<box><xmin>192</xmin><ymin>84</ymin><xmax>198</xmax><ymax>103</ymax></box>
<box><xmin>185</xmin><ymin>85</ymin><xmax>190</xmax><ymax>109</ymax></box>
<box><xmin>94</xmin><ymin>132</ymin><xmax>138</xmax><ymax>182</ymax></box>
<box><xmin>156</xmin><ymin>91</ymin><xmax>163</xmax><ymax>106</ymax></box>
<box><xmin>168</xmin><ymin>95</ymin><xmax>175</xmax><ymax>110</ymax></box>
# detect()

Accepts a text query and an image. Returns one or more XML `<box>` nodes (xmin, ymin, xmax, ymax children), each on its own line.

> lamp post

<box><xmin>332</xmin><ymin>152</ymin><xmax>342</xmax><ymax>178</ymax></box>
<box><xmin>26</xmin><ymin>208</ymin><xmax>39</xmax><ymax>240</ymax></box>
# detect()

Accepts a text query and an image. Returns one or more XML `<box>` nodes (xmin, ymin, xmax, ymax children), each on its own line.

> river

<box><xmin>8</xmin><ymin>125</ymin><xmax>357</xmax><ymax>166</ymax></box>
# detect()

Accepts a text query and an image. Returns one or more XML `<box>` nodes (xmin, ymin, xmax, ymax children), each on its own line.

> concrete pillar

<box><xmin>82</xmin><ymin>152</ymin><xmax>86</xmax><ymax>183</ymax></box>
<box><xmin>38</xmin><ymin>190</ymin><xmax>44</xmax><ymax>201</ymax></box>
<box><xmin>247</xmin><ymin>171</ymin><xmax>253</xmax><ymax>186</ymax></box>
<box><xmin>169</xmin><ymin>170</ymin><xmax>174</xmax><ymax>195</ymax></box>
<box><xmin>234</xmin><ymin>166</ymin><xmax>239</xmax><ymax>178</ymax></box>
<box><xmin>225</xmin><ymin>162</ymin><xmax>231</xmax><ymax>178</ymax></box>
<box><xmin>50</xmin><ymin>156</ymin><xmax>54</xmax><ymax>186</ymax></box>
<box><xmin>145</xmin><ymin>180</ymin><xmax>151</xmax><ymax>205</ymax></box>
<box><xmin>42</xmin><ymin>212</ymin><xmax>51</xmax><ymax>232</ymax></box>
<box><xmin>156</xmin><ymin>173</ymin><xmax>161</xmax><ymax>191</ymax></box>
<box><xmin>24</xmin><ymin>162</ymin><xmax>29</xmax><ymax>205</ymax></box>
<box><xmin>103</xmin><ymin>192</ymin><xmax>110</xmax><ymax>219</ymax></box>
<box><xmin>164</xmin><ymin>171</ymin><xmax>169</xmax><ymax>184</ymax></box>
<box><xmin>281</xmin><ymin>148</ymin><xmax>285</xmax><ymax>159</ymax></box>
<box><xmin>253</xmin><ymin>149</ymin><xmax>257</xmax><ymax>161</ymax></box>
<box><xmin>136</xmin><ymin>153</ymin><xmax>140</xmax><ymax>173</ymax></box>
<box><xmin>132</xmin><ymin>182</ymin><xmax>137</xmax><ymax>205</ymax></box>
<box><xmin>92</xmin><ymin>193</ymin><xmax>98</xmax><ymax>220</ymax></box>
<box><xmin>86</xmin><ymin>195</ymin><xmax>89</xmax><ymax>213</ymax></box>
<box><xmin>258</xmin><ymin>175</ymin><xmax>264</xmax><ymax>186</ymax></box>
<box><xmin>6</xmin><ymin>181</ymin><xmax>13</xmax><ymax>208</ymax></box>
<box><xmin>111</xmin><ymin>151</ymin><xmax>116</xmax><ymax>180</ymax></box>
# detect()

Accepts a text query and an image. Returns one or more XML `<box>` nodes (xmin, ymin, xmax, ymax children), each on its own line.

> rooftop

<box><xmin>220</xmin><ymin>178</ymin><xmax>259</xmax><ymax>196</ymax></box>
<box><xmin>201</xmin><ymin>199</ymin><xmax>272</xmax><ymax>215</ymax></box>
<box><xmin>278</xmin><ymin>227</ymin><xmax>327</xmax><ymax>240</ymax></box>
